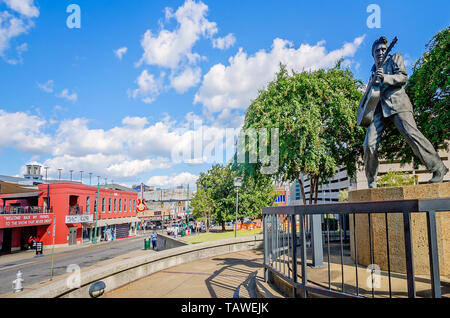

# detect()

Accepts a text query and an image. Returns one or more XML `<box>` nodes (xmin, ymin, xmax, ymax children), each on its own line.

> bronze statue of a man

<box><xmin>363</xmin><ymin>36</ymin><xmax>448</xmax><ymax>188</ymax></box>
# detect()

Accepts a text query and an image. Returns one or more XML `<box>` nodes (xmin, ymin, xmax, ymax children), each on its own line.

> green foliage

<box><xmin>190</xmin><ymin>187</ymin><xmax>214</xmax><ymax>231</ymax></box>
<box><xmin>194</xmin><ymin>164</ymin><xmax>276</xmax><ymax>230</ymax></box>
<box><xmin>379</xmin><ymin>27</ymin><xmax>450</xmax><ymax>165</ymax></box>
<box><xmin>242</xmin><ymin>63</ymin><xmax>365</xmax><ymax>203</ymax></box>
<box><xmin>338</xmin><ymin>189</ymin><xmax>348</xmax><ymax>202</ymax></box>
<box><xmin>377</xmin><ymin>170</ymin><xmax>416</xmax><ymax>188</ymax></box>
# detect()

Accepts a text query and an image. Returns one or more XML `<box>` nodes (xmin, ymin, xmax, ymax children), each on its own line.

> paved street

<box><xmin>0</xmin><ymin>234</ymin><xmax>149</xmax><ymax>296</ymax></box>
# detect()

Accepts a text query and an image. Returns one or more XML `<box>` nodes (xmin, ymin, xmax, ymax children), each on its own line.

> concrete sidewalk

<box><xmin>104</xmin><ymin>249</ymin><xmax>265</xmax><ymax>298</ymax></box>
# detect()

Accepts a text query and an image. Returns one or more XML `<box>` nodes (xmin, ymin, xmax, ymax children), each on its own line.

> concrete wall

<box><xmin>156</xmin><ymin>233</ymin><xmax>188</xmax><ymax>250</ymax></box>
<box><xmin>13</xmin><ymin>235</ymin><xmax>263</xmax><ymax>298</ymax></box>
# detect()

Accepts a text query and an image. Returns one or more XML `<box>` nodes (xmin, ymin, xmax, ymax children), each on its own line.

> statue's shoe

<box><xmin>429</xmin><ymin>165</ymin><xmax>449</xmax><ymax>183</ymax></box>
<box><xmin>368</xmin><ymin>181</ymin><xmax>377</xmax><ymax>189</ymax></box>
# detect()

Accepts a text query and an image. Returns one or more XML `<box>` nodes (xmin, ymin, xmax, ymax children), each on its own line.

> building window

<box><xmin>124</xmin><ymin>199</ymin><xmax>127</xmax><ymax>212</ymax></box>
<box><xmin>94</xmin><ymin>197</ymin><xmax>97</xmax><ymax>213</ymax></box>
<box><xmin>102</xmin><ymin>198</ymin><xmax>105</xmax><ymax>213</ymax></box>
<box><xmin>86</xmin><ymin>196</ymin><xmax>90</xmax><ymax>214</ymax></box>
<box><xmin>114</xmin><ymin>199</ymin><xmax>117</xmax><ymax>212</ymax></box>
<box><xmin>129</xmin><ymin>200</ymin><xmax>132</xmax><ymax>213</ymax></box>
<box><xmin>119</xmin><ymin>199</ymin><xmax>122</xmax><ymax>212</ymax></box>
<box><xmin>109</xmin><ymin>198</ymin><xmax>111</xmax><ymax>213</ymax></box>
<box><xmin>133</xmin><ymin>200</ymin><xmax>135</xmax><ymax>212</ymax></box>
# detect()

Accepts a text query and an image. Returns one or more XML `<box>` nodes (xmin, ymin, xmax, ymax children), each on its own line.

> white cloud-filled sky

<box><xmin>1</xmin><ymin>0</ymin><xmax>448</xmax><ymax>188</ymax></box>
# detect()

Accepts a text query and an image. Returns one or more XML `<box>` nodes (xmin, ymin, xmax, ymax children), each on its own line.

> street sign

<box><xmin>65</xmin><ymin>214</ymin><xmax>93</xmax><ymax>224</ymax></box>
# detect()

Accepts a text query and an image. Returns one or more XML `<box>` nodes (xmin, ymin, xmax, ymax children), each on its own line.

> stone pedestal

<box><xmin>349</xmin><ymin>183</ymin><xmax>450</xmax><ymax>277</ymax></box>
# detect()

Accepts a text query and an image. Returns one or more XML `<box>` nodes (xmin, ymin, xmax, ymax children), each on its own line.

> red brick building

<box><xmin>0</xmin><ymin>182</ymin><xmax>138</xmax><ymax>253</ymax></box>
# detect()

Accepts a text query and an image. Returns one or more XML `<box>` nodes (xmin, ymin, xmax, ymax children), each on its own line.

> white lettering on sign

<box><xmin>0</xmin><ymin>214</ymin><xmax>53</xmax><ymax>228</ymax></box>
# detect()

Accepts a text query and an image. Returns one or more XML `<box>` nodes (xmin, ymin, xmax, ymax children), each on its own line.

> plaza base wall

<box><xmin>349</xmin><ymin>183</ymin><xmax>450</xmax><ymax>276</ymax></box>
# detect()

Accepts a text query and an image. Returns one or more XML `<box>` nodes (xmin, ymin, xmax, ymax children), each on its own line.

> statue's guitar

<box><xmin>357</xmin><ymin>36</ymin><xmax>398</xmax><ymax>127</ymax></box>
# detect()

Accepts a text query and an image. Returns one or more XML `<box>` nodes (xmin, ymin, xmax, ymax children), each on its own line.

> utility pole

<box><xmin>70</xmin><ymin>170</ymin><xmax>73</xmax><ymax>181</ymax></box>
<box><xmin>58</xmin><ymin>169</ymin><xmax>62</xmax><ymax>181</ymax></box>
<box><xmin>44</xmin><ymin>167</ymin><xmax>49</xmax><ymax>182</ymax></box>
<box><xmin>50</xmin><ymin>214</ymin><xmax>56</xmax><ymax>280</ymax></box>
<box><xmin>186</xmin><ymin>184</ymin><xmax>190</xmax><ymax>224</ymax></box>
<box><xmin>89</xmin><ymin>173</ymin><xmax>92</xmax><ymax>186</ymax></box>
<box><xmin>93</xmin><ymin>176</ymin><xmax>100</xmax><ymax>244</ymax></box>
<box><xmin>80</xmin><ymin>171</ymin><xmax>83</xmax><ymax>184</ymax></box>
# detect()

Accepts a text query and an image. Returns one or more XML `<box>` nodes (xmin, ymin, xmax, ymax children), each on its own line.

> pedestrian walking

<box><xmin>173</xmin><ymin>226</ymin><xmax>178</xmax><ymax>239</ymax></box>
<box><xmin>27</xmin><ymin>236</ymin><xmax>33</xmax><ymax>250</ymax></box>
<box><xmin>150</xmin><ymin>231</ymin><xmax>158</xmax><ymax>250</ymax></box>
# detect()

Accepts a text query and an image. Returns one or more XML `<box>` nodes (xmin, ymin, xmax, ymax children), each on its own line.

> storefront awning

<box><xmin>1</xmin><ymin>192</ymin><xmax>39</xmax><ymax>200</ymax></box>
<box><xmin>93</xmin><ymin>217</ymin><xmax>140</xmax><ymax>227</ymax></box>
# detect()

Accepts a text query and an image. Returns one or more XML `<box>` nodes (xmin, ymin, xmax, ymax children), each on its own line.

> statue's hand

<box><xmin>376</xmin><ymin>68</ymin><xmax>384</xmax><ymax>82</ymax></box>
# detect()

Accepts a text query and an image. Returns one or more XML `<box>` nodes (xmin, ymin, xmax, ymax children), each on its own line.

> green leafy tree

<box><xmin>242</xmin><ymin>63</ymin><xmax>365</xmax><ymax>204</ymax></box>
<box><xmin>377</xmin><ymin>170</ymin><xmax>416</xmax><ymax>188</ymax></box>
<box><xmin>196</xmin><ymin>164</ymin><xmax>275</xmax><ymax>231</ymax></box>
<box><xmin>379</xmin><ymin>27</ymin><xmax>449</xmax><ymax>164</ymax></box>
<box><xmin>190</xmin><ymin>188</ymin><xmax>214</xmax><ymax>232</ymax></box>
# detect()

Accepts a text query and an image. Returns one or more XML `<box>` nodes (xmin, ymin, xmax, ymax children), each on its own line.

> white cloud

<box><xmin>0</xmin><ymin>1</ymin><xmax>38</xmax><ymax>63</ymax></box>
<box><xmin>194</xmin><ymin>35</ymin><xmax>366</xmax><ymax>115</ymax></box>
<box><xmin>129</xmin><ymin>70</ymin><xmax>163</xmax><ymax>104</ymax></box>
<box><xmin>37</xmin><ymin>80</ymin><xmax>54</xmax><ymax>93</ymax></box>
<box><xmin>0</xmin><ymin>108</ymin><xmax>236</xmax><ymax>182</ymax></box>
<box><xmin>212</xmin><ymin>33</ymin><xmax>236</xmax><ymax>50</ymax></box>
<box><xmin>53</xmin><ymin>118</ymin><xmax>123</xmax><ymax>157</ymax></box>
<box><xmin>132</xmin><ymin>0</ymin><xmax>234</xmax><ymax>101</ymax></box>
<box><xmin>0</xmin><ymin>11</ymin><xmax>28</xmax><ymax>55</ymax></box>
<box><xmin>57</xmin><ymin>88</ymin><xmax>78</xmax><ymax>103</ymax></box>
<box><xmin>38</xmin><ymin>81</ymin><xmax>78</xmax><ymax>103</ymax></box>
<box><xmin>43</xmin><ymin>154</ymin><xmax>171</xmax><ymax>181</ymax></box>
<box><xmin>3</xmin><ymin>0</ymin><xmax>39</xmax><ymax>18</ymax></box>
<box><xmin>146</xmin><ymin>172</ymin><xmax>198</xmax><ymax>188</ymax></box>
<box><xmin>137</xmin><ymin>0</ymin><xmax>217</xmax><ymax>69</ymax></box>
<box><xmin>107</xmin><ymin>158</ymin><xmax>171</xmax><ymax>178</ymax></box>
<box><xmin>114</xmin><ymin>46</ymin><xmax>128</xmax><ymax>60</ymax></box>
<box><xmin>122</xmin><ymin>116</ymin><xmax>149</xmax><ymax>128</ymax></box>
<box><xmin>170</xmin><ymin>66</ymin><xmax>202</xmax><ymax>93</ymax></box>
<box><xmin>0</xmin><ymin>109</ymin><xmax>51</xmax><ymax>153</ymax></box>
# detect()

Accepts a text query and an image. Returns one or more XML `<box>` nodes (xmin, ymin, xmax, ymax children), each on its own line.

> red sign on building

<box><xmin>0</xmin><ymin>214</ymin><xmax>53</xmax><ymax>228</ymax></box>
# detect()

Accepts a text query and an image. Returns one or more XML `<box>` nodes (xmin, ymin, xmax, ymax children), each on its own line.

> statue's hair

<box><xmin>372</xmin><ymin>36</ymin><xmax>388</xmax><ymax>56</ymax></box>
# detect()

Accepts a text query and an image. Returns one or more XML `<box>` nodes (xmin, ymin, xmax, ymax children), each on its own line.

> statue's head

<box><xmin>372</xmin><ymin>36</ymin><xmax>388</xmax><ymax>66</ymax></box>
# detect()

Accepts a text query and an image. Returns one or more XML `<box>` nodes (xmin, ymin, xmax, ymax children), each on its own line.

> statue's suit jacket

<box><xmin>371</xmin><ymin>52</ymin><xmax>414</xmax><ymax>118</ymax></box>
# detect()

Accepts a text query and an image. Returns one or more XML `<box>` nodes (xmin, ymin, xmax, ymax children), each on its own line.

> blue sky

<box><xmin>0</xmin><ymin>0</ymin><xmax>449</xmax><ymax>188</ymax></box>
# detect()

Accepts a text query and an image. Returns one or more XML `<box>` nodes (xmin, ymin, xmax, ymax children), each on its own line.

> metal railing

<box><xmin>69</xmin><ymin>205</ymin><xmax>84</xmax><ymax>215</ymax></box>
<box><xmin>0</xmin><ymin>206</ymin><xmax>51</xmax><ymax>214</ymax></box>
<box><xmin>262</xmin><ymin>198</ymin><xmax>450</xmax><ymax>298</ymax></box>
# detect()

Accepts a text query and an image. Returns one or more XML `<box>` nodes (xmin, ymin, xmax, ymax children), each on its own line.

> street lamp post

<box><xmin>58</xmin><ymin>169</ymin><xmax>62</xmax><ymax>181</ymax></box>
<box><xmin>44</xmin><ymin>167</ymin><xmax>49</xmax><ymax>182</ymax></box>
<box><xmin>233</xmin><ymin>177</ymin><xmax>242</xmax><ymax>238</ymax></box>
<box><xmin>80</xmin><ymin>171</ymin><xmax>83</xmax><ymax>184</ymax></box>
<box><xmin>89</xmin><ymin>173</ymin><xmax>92</xmax><ymax>185</ymax></box>
<box><xmin>70</xmin><ymin>170</ymin><xmax>73</xmax><ymax>181</ymax></box>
